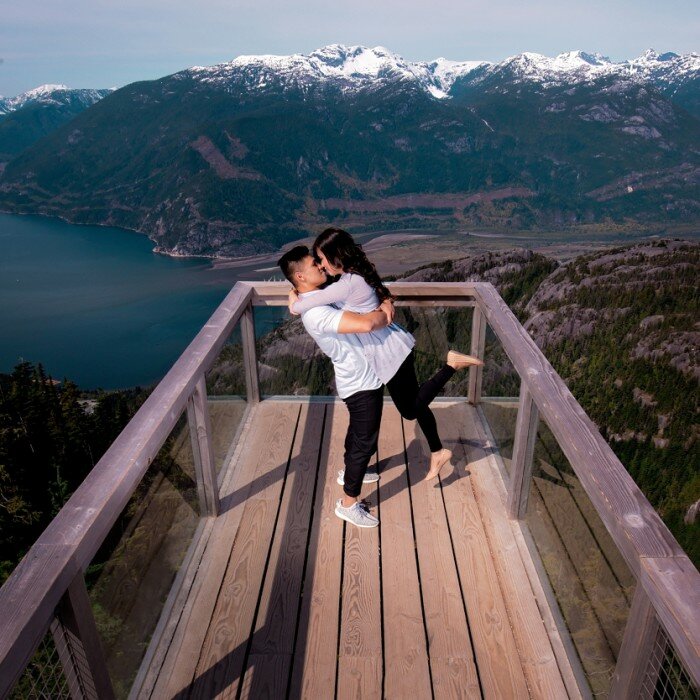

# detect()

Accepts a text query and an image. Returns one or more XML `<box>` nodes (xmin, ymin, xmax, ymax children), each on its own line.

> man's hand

<box><xmin>288</xmin><ymin>288</ymin><xmax>299</xmax><ymax>316</ymax></box>
<box><xmin>380</xmin><ymin>298</ymin><xmax>395</xmax><ymax>325</ymax></box>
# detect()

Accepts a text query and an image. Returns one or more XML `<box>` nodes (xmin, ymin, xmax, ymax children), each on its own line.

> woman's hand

<box><xmin>288</xmin><ymin>288</ymin><xmax>300</xmax><ymax>316</ymax></box>
<box><xmin>380</xmin><ymin>298</ymin><xmax>395</xmax><ymax>325</ymax></box>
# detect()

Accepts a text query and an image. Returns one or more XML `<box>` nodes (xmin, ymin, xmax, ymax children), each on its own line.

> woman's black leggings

<box><xmin>385</xmin><ymin>351</ymin><xmax>455</xmax><ymax>452</ymax></box>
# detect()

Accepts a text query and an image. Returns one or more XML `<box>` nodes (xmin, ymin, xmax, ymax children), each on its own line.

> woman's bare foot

<box><xmin>425</xmin><ymin>448</ymin><xmax>452</xmax><ymax>480</ymax></box>
<box><xmin>447</xmin><ymin>350</ymin><xmax>484</xmax><ymax>370</ymax></box>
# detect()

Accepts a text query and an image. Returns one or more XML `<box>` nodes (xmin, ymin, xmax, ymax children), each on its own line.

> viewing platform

<box><xmin>1</xmin><ymin>282</ymin><xmax>698</xmax><ymax>699</ymax></box>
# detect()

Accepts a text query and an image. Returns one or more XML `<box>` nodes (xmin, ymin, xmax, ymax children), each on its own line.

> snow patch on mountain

<box><xmin>0</xmin><ymin>85</ymin><xmax>113</xmax><ymax>116</ymax></box>
<box><xmin>185</xmin><ymin>45</ymin><xmax>699</xmax><ymax>100</ymax></box>
<box><xmin>188</xmin><ymin>45</ymin><xmax>490</xmax><ymax>99</ymax></box>
<box><xmin>484</xmin><ymin>48</ymin><xmax>700</xmax><ymax>91</ymax></box>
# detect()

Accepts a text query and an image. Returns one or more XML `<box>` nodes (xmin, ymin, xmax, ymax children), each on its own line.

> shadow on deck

<box><xmin>144</xmin><ymin>399</ymin><xmax>571</xmax><ymax>699</ymax></box>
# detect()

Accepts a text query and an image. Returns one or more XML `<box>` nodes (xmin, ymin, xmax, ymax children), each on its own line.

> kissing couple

<box><xmin>278</xmin><ymin>227</ymin><xmax>483</xmax><ymax>528</ymax></box>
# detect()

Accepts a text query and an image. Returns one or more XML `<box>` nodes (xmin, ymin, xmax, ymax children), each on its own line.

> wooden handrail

<box><xmin>1</xmin><ymin>281</ymin><xmax>697</xmax><ymax>695</ymax></box>
<box><xmin>470</xmin><ymin>283</ymin><xmax>699</xmax><ymax>686</ymax></box>
<box><xmin>250</xmin><ymin>281</ymin><xmax>479</xmax><ymax>306</ymax></box>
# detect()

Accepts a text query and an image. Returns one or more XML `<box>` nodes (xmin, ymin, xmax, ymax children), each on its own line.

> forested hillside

<box><xmin>0</xmin><ymin>363</ymin><xmax>148</xmax><ymax>584</ymax></box>
<box><xmin>400</xmin><ymin>238</ymin><xmax>699</xmax><ymax>563</ymax></box>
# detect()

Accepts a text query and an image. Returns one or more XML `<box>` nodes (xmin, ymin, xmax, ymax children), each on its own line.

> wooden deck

<box><xmin>144</xmin><ymin>398</ymin><xmax>574</xmax><ymax>699</ymax></box>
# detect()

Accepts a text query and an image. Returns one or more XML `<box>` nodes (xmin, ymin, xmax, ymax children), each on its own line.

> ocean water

<box><xmin>0</xmin><ymin>214</ymin><xmax>284</xmax><ymax>389</ymax></box>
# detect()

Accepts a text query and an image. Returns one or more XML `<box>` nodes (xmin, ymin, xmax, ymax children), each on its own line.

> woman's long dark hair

<box><xmin>313</xmin><ymin>228</ymin><xmax>392</xmax><ymax>302</ymax></box>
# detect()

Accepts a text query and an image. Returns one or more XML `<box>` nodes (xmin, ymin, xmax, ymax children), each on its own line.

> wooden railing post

<box><xmin>187</xmin><ymin>375</ymin><xmax>221</xmax><ymax>517</ymax></box>
<box><xmin>507</xmin><ymin>384</ymin><xmax>540</xmax><ymax>519</ymax></box>
<box><xmin>241</xmin><ymin>303</ymin><xmax>260</xmax><ymax>403</ymax></box>
<box><xmin>609</xmin><ymin>586</ymin><xmax>661</xmax><ymax>699</ymax></box>
<box><xmin>52</xmin><ymin>573</ymin><xmax>116</xmax><ymax>700</ymax></box>
<box><xmin>468</xmin><ymin>305</ymin><xmax>486</xmax><ymax>404</ymax></box>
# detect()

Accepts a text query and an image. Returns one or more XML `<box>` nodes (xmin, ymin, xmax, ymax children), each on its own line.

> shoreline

<box><xmin>2</xmin><ymin>210</ymin><xmax>697</xmax><ymax>271</ymax></box>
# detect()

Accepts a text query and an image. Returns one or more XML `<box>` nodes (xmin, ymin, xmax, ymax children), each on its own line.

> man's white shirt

<box><xmin>299</xmin><ymin>295</ymin><xmax>382</xmax><ymax>399</ymax></box>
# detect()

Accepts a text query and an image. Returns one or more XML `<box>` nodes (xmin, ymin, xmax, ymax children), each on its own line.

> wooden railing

<box><xmin>0</xmin><ymin>282</ymin><xmax>697</xmax><ymax>699</ymax></box>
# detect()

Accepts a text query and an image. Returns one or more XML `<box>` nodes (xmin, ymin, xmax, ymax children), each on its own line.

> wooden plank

<box><xmin>507</xmin><ymin>384</ymin><xmax>539</xmax><ymax>519</ymax></box>
<box><xmin>609</xmin><ymin>586</ymin><xmax>660</xmax><ymax>699</ymax></box>
<box><xmin>438</xmin><ymin>405</ymin><xmax>531</xmax><ymax>698</ymax></box>
<box><xmin>187</xmin><ymin>375</ymin><xmax>220</xmax><ymax>516</ymax></box>
<box><xmin>152</xmin><ymin>402</ymin><xmax>300</xmax><ymax>698</ymax></box>
<box><xmin>239</xmin><ymin>403</ymin><xmax>326</xmax><ymax>697</ymax></box>
<box><xmin>473</xmin><ymin>284</ymin><xmax>684</xmax><ymax>574</ymax></box>
<box><xmin>187</xmin><ymin>401</ymin><xmax>301</xmax><ymax>699</ymax></box>
<box><xmin>394</xmin><ymin>299</ymin><xmax>475</xmax><ymax>307</ymax></box>
<box><xmin>639</xmin><ymin>557</ymin><xmax>700</xmax><ymax>688</ymax></box>
<box><xmin>254</xmin><ymin>297</ymin><xmax>476</xmax><ymax>307</ymax></box>
<box><xmin>250</xmin><ymin>281</ymin><xmax>480</xmax><ymax>306</ymax></box>
<box><xmin>461</xmin><ymin>403</ymin><xmax>572</xmax><ymax>699</ymax></box>
<box><xmin>238</xmin><ymin>654</ymin><xmax>289</xmax><ymax>698</ymax></box>
<box><xmin>337</xmin><ymin>458</ymin><xmax>382</xmax><ymax>699</ymax></box>
<box><xmin>376</xmin><ymin>406</ymin><xmax>432</xmax><ymax>699</ymax></box>
<box><xmin>240</xmin><ymin>303</ymin><xmax>260</xmax><ymax>403</ymax></box>
<box><xmin>337</xmin><ymin>657</ymin><xmax>383</xmax><ymax>700</ymax></box>
<box><xmin>403</xmin><ymin>418</ymin><xmax>481</xmax><ymax>697</ymax></box>
<box><xmin>288</xmin><ymin>404</ymin><xmax>346</xmax><ymax>698</ymax></box>
<box><xmin>468</xmin><ymin>305</ymin><xmax>486</xmax><ymax>405</ymax></box>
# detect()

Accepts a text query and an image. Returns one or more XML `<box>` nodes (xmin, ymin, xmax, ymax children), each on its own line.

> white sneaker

<box><xmin>337</xmin><ymin>469</ymin><xmax>379</xmax><ymax>486</ymax></box>
<box><xmin>335</xmin><ymin>499</ymin><xmax>379</xmax><ymax>528</ymax></box>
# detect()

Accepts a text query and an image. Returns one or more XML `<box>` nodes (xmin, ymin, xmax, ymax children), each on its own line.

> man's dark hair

<box><xmin>277</xmin><ymin>245</ymin><xmax>311</xmax><ymax>286</ymax></box>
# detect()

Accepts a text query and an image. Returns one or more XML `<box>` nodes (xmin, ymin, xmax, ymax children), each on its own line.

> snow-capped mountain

<box><xmin>186</xmin><ymin>44</ymin><xmax>489</xmax><ymax>99</ymax></box>
<box><xmin>1</xmin><ymin>44</ymin><xmax>697</xmax><ymax>257</ymax></box>
<box><xmin>0</xmin><ymin>85</ymin><xmax>114</xmax><ymax>161</ymax></box>
<box><xmin>183</xmin><ymin>44</ymin><xmax>699</xmax><ymax>100</ymax></box>
<box><xmin>469</xmin><ymin>48</ymin><xmax>700</xmax><ymax>93</ymax></box>
<box><xmin>0</xmin><ymin>84</ymin><xmax>112</xmax><ymax>116</ymax></box>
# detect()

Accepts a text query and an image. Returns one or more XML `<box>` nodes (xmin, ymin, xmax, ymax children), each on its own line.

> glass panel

<box><xmin>393</xmin><ymin>305</ymin><xmax>474</xmax><ymax>397</ymax></box>
<box><xmin>206</xmin><ymin>320</ymin><xmax>248</xmax><ymax>476</ymax></box>
<box><xmin>481</xmin><ymin>321</ymin><xmax>520</xmax><ymax>398</ymax></box>
<box><xmin>479</xmin><ymin>323</ymin><xmax>521</xmax><ymax>477</ymax></box>
<box><xmin>255</xmin><ymin>307</ymin><xmax>334</xmax><ymax>397</ymax></box>
<box><xmin>525</xmin><ymin>415</ymin><xmax>636</xmax><ymax>698</ymax></box>
<box><xmin>10</xmin><ymin>628</ymin><xmax>71</xmax><ymax>699</ymax></box>
<box><xmin>86</xmin><ymin>411</ymin><xmax>199</xmax><ymax>699</ymax></box>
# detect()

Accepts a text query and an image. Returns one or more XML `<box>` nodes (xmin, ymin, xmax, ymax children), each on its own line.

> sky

<box><xmin>1</xmin><ymin>0</ymin><xmax>698</xmax><ymax>97</ymax></box>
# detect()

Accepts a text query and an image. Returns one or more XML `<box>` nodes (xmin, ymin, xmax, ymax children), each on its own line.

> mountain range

<box><xmin>0</xmin><ymin>84</ymin><xmax>113</xmax><ymax>162</ymax></box>
<box><xmin>0</xmin><ymin>46</ymin><xmax>698</xmax><ymax>256</ymax></box>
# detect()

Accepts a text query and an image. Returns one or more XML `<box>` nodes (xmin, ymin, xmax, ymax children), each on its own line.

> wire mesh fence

<box><xmin>10</xmin><ymin>624</ymin><xmax>71</xmax><ymax>699</ymax></box>
<box><xmin>640</xmin><ymin>625</ymin><xmax>698</xmax><ymax>700</ymax></box>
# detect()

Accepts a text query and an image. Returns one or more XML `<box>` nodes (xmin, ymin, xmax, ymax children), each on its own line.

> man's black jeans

<box><xmin>342</xmin><ymin>387</ymin><xmax>384</xmax><ymax>498</ymax></box>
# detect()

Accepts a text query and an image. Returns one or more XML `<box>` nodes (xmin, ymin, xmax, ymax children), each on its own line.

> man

<box><xmin>278</xmin><ymin>245</ymin><xmax>391</xmax><ymax>528</ymax></box>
